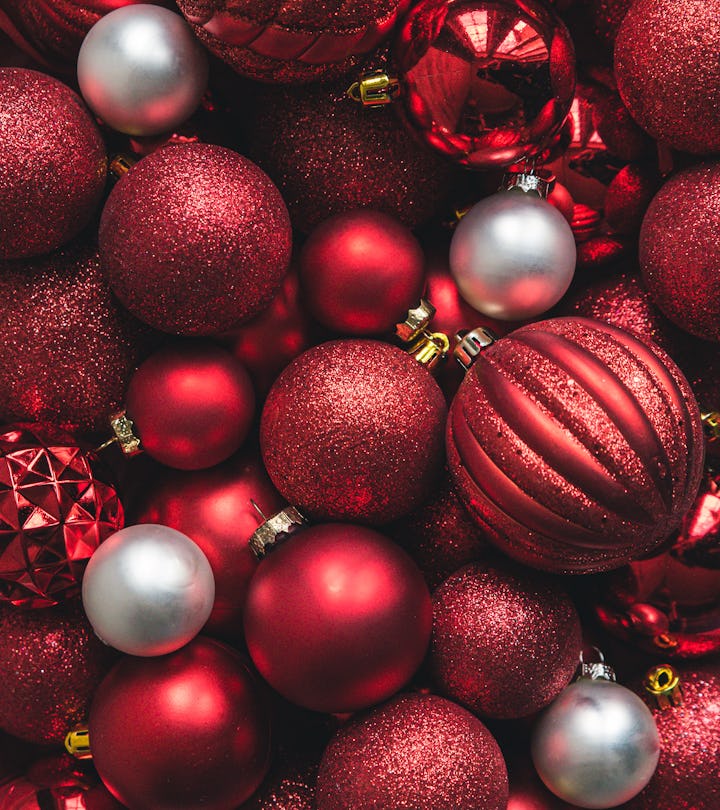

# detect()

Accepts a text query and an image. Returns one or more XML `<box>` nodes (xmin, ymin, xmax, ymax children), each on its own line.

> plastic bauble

<box><xmin>89</xmin><ymin>637</ymin><xmax>271</xmax><ymax>809</ymax></box>
<box><xmin>591</xmin><ymin>90</ymin><xmax>652</xmax><ymax>163</ymax></box>
<box><xmin>0</xmin><ymin>68</ymin><xmax>105</xmax><ymax>259</ymax></box>
<box><xmin>447</xmin><ymin>317</ymin><xmax>705</xmax><ymax>574</ymax></box>
<box><xmin>261</xmin><ymin>340</ymin><xmax>447</xmax><ymax>524</ymax></box>
<box><xmin>99</xmin><ymin>143</ymin><xmax>292</xmax><ymax>335</ymax></box>
<box><xmin>604</xmin><ymin>164</ymin><xmax>660</xmax><ymax>235</ymax></box>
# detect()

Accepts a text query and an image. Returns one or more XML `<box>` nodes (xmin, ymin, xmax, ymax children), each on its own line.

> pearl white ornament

<box><xmin>77</xmin><ymin>5</ymin><xmax>208</xmax><ymax>136</ymax></box>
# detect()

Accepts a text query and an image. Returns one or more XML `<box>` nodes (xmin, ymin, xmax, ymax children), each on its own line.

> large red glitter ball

<box><xmin>0</xmin><ymin>424</ymin><xmax>124</xmax><ymax>608</ymax></box>
<box><xmin>176</xmin><ymin>0</ymin><xmax>407</xmax><ymax>84</ymax></box>
<box><xmin>640</xmin><ymin>164</ymin><xmax>720</xmax><ymax>342</ymax></box>
<box><xmin>447</xmin><ymin>317</ymin><xmax>705</xmax><ymax>574</ymax></box>
<box><xmin>99</xmin><ymin>143</ymin><xmax>292</xmax><ymax>335</ymax></box>
<box><xmin>0</xmin><ymin>68</ymin><xmax>106</xmax><ymax>259</ymax></box>
<box><xmin>316</xmin><ymin>693</ymin><xmax>508</xmax><ymax>810</ymax></box>
<box><xmin>89</xmin><ymin>637</ymin><xmax>271</xmax><ymax>810</ymax></box>
<box><xmin>431</xmin><ymin>563</ymin><xmax>582</xmax><ymax>719</ymax></box>
<box><xmin>244</xmin><ymin>523</ymin><xmax>432</xmax><ymax>713</ymax></box>
<box><xmin>260</xmin><ymin>340</ymin><xmax>447</xmax><ymax>524</ymax></box>
<box><xmin>615</xmin><ymin>0</ymin><xmax>720</xmax><ymax>154</ymax></box>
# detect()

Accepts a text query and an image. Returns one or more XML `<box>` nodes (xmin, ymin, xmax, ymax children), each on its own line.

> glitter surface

<box><xmin>242</xmin><ymin>756</ymin><xmax>317</xmax><ymax>810</ymax></box>
<box><xmin>604</xmin><ymin>164</ymin><xmax>659</xmax><ymax>235</ymax></box>
<box><xmin>260</xmin><ymin>339</ymin><xmax>447</xmax><ymax>525</ymax></box>
<box><xmin>316</xmin><ymin>693</ymin><xmax>508</xmax><ymax>810</ymax></box>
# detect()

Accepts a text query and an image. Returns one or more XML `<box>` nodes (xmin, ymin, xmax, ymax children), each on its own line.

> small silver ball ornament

<box><xmin>81</xmin><ymin>523</ymin><xmax>215</xmax><ymax>657</ymax></box>
<box><xmin>77</xmin><ymin>5</ymin><xmax>209</xmax><ymax>136</ymax></box>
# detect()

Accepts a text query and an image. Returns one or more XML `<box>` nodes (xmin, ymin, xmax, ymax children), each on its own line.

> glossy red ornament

<box><xmin>605</xmin><ymin>164</ymin><xmax>660</xmax><ymax>235</ymax></box>
<box><xmin>591</xmin><ymin>90</ymin><xmax>652</xmax><ymax>163</ymax></box>
<box><xmin>299</xmin><ymin>209</ymin><xmax>425</xmax><ymax>335</ymax></box>
<box><xmin>125</xmin><ymin>342</ymin><xmax>255</xmax><ymax>471</ymax></box>
<box><xmin>89</xmin><ymin>637</ymin><xmax>271</xmax><ymax>810</ymax></box>
<box><xmin>99</xmin><ymin>143</ymin><xmax>292</xmax><ymax>335</ymax></box>
<box><xmin>0</xmin><ymin>68</ymin><xmax>106</xmax><ymax>260</ymax></box>
<box><xmin>260</xmin><ymin>340</ymin><xmax>447</xmax><ymax>524</ymax></box>
<box><xmin>447</xmin><ymin>317</ymin><xmax>705</xmax><ymax>574</ymax></box>
<box><xmin>316</xmin><ymin>693</ymin><xmax>508</xmax><ymax>809</ymax></box>
<box><xmin>394</xmin><ymin>0</ymin><xmax>576</xmax><ymax>169</ymax></box>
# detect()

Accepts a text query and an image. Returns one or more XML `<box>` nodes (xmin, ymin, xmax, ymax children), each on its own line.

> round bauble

<box><xmin>241</xmin><ymin>754</ymin><xmax>317</xmax><ymax>810</ymax></box>
<box><xmin>588</xmin><ymin>0</ymin><xmax>632</xmax><ymax>47</ymax></box>
<box><xmin>605</xmin><ymin>164</ymin><xmax>660</xmax><ymax>235</ymax></box>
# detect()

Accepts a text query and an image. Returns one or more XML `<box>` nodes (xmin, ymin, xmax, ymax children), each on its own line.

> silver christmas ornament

<box><xmin>81</xmin><ymin>523</ymin><xmax>215</xmax><ymax>657</ymax></box>
<box><xmin>77</xmin><ymin>4</ymin><xmax>208</xmax><ymax>136</ymax></box>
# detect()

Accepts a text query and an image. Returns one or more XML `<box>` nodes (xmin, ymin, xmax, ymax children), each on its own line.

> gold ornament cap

<box><xmin>96</xmin><ymin>410</ymin><xmax>143</xmax><ymax>456</ymax></box>
<box><xmin>396</xmin><ymin>299</ymin><xmax>437</xmax><ymax>343</ymax></box>
<box><xmin>108</xmin><ymin>153</ymin><xmax>136</xmax><ymax>179</ymax></box>
<box><xmin>702</xmin><ymin>410</ymin><xmax>720</xmax><ymax>446</ymax></box>
<box><xmin>406</xmin><ymin>331</ymin><xmax>450</xmax><ymax>371</ymax></box>
<box><xmin>65</xmin><ymin>727</ymin><xmax>92</xmax><ymax>759</ymax></box>
<box><xmin>347</xmin><ymin>70</ymin><xmax>400</xmax><ymax>107</ymax></box>
<box><xmin>644</xmin><ymin>663</ymin><xmax>684</xmax><ymax>710</ymax></box>
<box><xmin>249</xmin><ymin>503</ymin><xmax>307</xmax><ymax>559</ymax></box>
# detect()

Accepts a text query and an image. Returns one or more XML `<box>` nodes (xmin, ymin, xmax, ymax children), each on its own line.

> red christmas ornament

<box><xmin>240</xmin><ymin>754</ymin><xmax>317</xmax><ymax>810</ymax></box>
<box><xmin>591</xmin><ymin>90</ymin><xmax>652</xmax><ymax>163</ymax></box>
<box><xmin>299</xmin><ymin>209</ymin><xmax>425</xmax><ymax>335</ymax></box>
<box><xmin>316</xmin><ymin>693</ymin><xmax>509</xmax><ymax>809</ymax></box>
<box><xmin>176</xmin><ymin>0</ymin><xmax>408</xmax><ymax>84</ymax></box>
<box><xmin>615</xmin><ymin>0</ymin><xmax>720</xmax><ymax>154</ymax></box>
<box><xmin>0</xmin><ymin>68</ymin><xmax>106</xmax><ymax>260</ymax></box>
<box><xmin>124</xmin><ymin>342</ymin><xmax>255</xmax><ymax>471</ymax></box>
<box><xmin>99</xmin><ymin>143</ymin><xmax>292</xmax><ymax>335</ymax></box>
<box><xmin>89</xmin><ymin>637</ymin><xmax>271</xmax><ymax>810</ymax></box>
<box><xmin>260</xmin><ymin>340</ymin><xmax>447</xmax><ymax>524</ymax></box>
<box><xmin>447</xmin><ymin>317</ymin><xmax>705</xmax><ymax>574</ymax></box>
<box><xmin>587</xmin><ymin>0</ymin><xmax>632</xmax><ymax>47</ymax></box>
<box><xmin>0</xmin><ymin>602</ymin><xmax>116</xmax><ymax>744</ymax></box>
<box><xmin>640</xmin><ymin>163</ymin><xmax>720</xmax><ymax>342</ymax></box>
<box><xmin>605</xmin><ymin>164</ymin><xmax>660</xmax><ymax>235</ymax></box>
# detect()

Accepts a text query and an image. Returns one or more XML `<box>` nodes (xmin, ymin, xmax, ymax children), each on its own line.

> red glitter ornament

<box><xmin>240</xmin><ymin>755</ymin><xmax>317</xmax><ymax>810</ymax></box>
<box><xmin>89</xmin><ymin>637</ymin><xmax>271</xmax><ymax>810</ymax></box>
<box><xmin>587</xmin><ymin>0</ymin><xmax>631</xmax><ymax>47</ymax></box>
<box><xmin>0</xmin><ymin>68</ymin><xmax>106</xmax><ymax>260</ymax></box>
<box><xmin>99</xmin><ymin>143</ymin><xmax>292</xmax><ymax>335</ymax></box>
<box><xmin>260</xmin><ymin>340</ymin><xmax>447</xmax><ymax>524</ymax></box>
<box><xmin>605</xmin><ymin>164</ymin><xmax>660</xmax><ymax>235</ymax></box>
<box><xmin>640</xmin><ymin>163</ymin><xmax>720</xmax><ymax>342</ymax></box>
<box><xmin>591</xmin><ymin>90</ymin><xmax>652</xmax><ymax>163</ymax></box>
<box><xmin>447</xmin><ymin>317</ymin><xmax>705</xmax><ymax>574</ymax></box>
<box><xmin>316</xmin><ymin>693</ymin><xmax>509</xmax><ymax>810</ymax></box>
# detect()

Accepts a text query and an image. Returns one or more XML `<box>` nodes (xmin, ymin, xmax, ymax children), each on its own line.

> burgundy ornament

<box><xmin>605</xmin><ymin>164</ymin><xmax>660</xmax><ymax>235</ymax></box>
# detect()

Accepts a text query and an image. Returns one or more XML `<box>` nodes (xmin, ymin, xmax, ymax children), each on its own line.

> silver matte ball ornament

<box><xmin>82</xmin><ymin>524</ymin><xmax>215</xmax><ymax>657</ymax></box>
<box><xmin>77</xmin><ymin>5</ymin><xmax>209</xmax><ymax>136</ymax></box>
<box><xmin>450</xmin><ymin>188</ymin><xmax>577</xmax><ymax>320</ymax></box>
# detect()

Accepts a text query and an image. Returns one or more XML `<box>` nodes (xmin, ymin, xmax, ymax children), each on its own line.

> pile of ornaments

<box><xmin>0</xmin><ymin>0</ymin><xmax>719</xmax><ymax>808</ymax></box>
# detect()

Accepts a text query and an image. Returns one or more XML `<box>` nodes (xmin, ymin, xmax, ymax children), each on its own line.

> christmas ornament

<box><xmin>0</xmin><ymin>68</ymin><xmax>106</xmax><ymax>259</ymax></box>
<box><xmin>177</xmin><ymin>0</ymin><xmax>407</xmax><ymax>84</ymax></box>
<box><xmin>299</xmin><ymin>209</ymin><xmax>425</xmax><ymax>335</ymax></box>
<box><xmin>531</xmin><ymin>652</ymin><xmax>660</xmax><ymax>808</ymax></box>
<box><xmin>447</xmin><ymin>317</ymin><xmax>705</xmax><ymax>574</ymax></box>
<box><xmin>591</xmin><ymin>90</ymin><xmax>652</xmax><ymax>163</ymax></box>
<box><xmin>240</xmin><ymin>754</ymin><xmax>317</xmax><ymax>810</ymax></box>
<box><xmin>640</xmin><ymin>163</ymin><xmax>720</xmax><ymax>342</ymax></box>
<box><xmin>81</xmin><ymin>524</ymin><xmax>215</xmax><ymax>656</ymax></box>
<box><xmin>431</xmin><ymin>563</ymin><xmax>582</xmax><ymax>719</ymax></box>
<box><xmin>588</xmin><ymin>0</ymin><xmax>632</xmax><ymax>47</ymax></box>
<box><xmin>77</xmin><ymin>5</ymin><xmax>208</xmax><ymax>136</ymax></box>
<box><xmin>316</xmin><ymin>693</ymin><xmax>508</xmax><ymax>809</ymax></box>
<box><xmin>88</xmin><ymin>637</ymin><xmax>271</xmax><ymax>809</ymax></box>
<box><xmin>0</xmin><ymin>424</ymin><xmax>123</xmax><ymax>608</ymax></box>
<box><xmin>450</xmin><ymin>175</ymin><xmax>576</xmax><ymax>320</ymax></box>
<box><xmin>99</xmin><ymin>143</ymin><xmax>292</xmax><ymax>335</ymax></box>
<box><xmin>0</xmin><ymin>602</ymin><xmax>116</xmax><ymax>744</ymax></box>
<box><xmin>615</xmin><ymin>0</ymin><xmax>720</xmax><ymax>154</ymax></box>
<box><xmin>244</xmin><ymin>521</ymin><xmax>431</xmax><ymax>713</ymax></box>
<box><xmin>260</xmin><ymin>340</ymin><xmax>447</xmax><ymax>524</ymax></box>
<box><xmin>394</xmin><ymin>0</ymin><xmax>576</xmax><ymax>169</ymax></box>
<box><xmin>604</xmin><ymin>164</ymin><xmax>659</xmax><ymax>235</ymax></box>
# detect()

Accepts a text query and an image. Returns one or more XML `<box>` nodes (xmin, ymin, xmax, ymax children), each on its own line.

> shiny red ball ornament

<box><xmin>299</xmin><ymin>209</ymin><xmax>425</xmax><ymax>335</ymax></box>
<box><xmin>316</xmin><ymin>693</ymin><xmax>508</xmax><ymax>809</ymax></box>
<box><xmin>394</xmin><ymin>0</ymin><xmax>576</xmax><ymax>169</ymax></box>
<box><xmin>640</xmin><ymin>164</ymin><xmax>720</xmax><ymax>342</ymax></box>
<box><xmin>261</xmin><ymin>340</ymin><xmax>447</xmax><ymax>524</ymax></box>
<box><xmin>99</xmin><ymin>143</ymin><xmax>292</xmax><ymax>335</ymax></box>
<box><xmin>605</xmin><ymin>164</ymin><xmax>660</xmax><ymax>235</ymax></box>
<box><xmin>89</xmin><ymin>637</ymin><xmax>271</xmax><ymax>810</ymax></box>
<box><xmin>447</xmin><ymin>317</ymin><xmax>705</xmax><ymax>574</ymax></box>
<box><xmin>0</xmin><ymin>68</ymin><xmax>106</xmax><ymax>259</ymax></box>
<box><xmin>591</xmin><ymin>90</ymin><xmax>652</xmax><ymax>163</ymax></box>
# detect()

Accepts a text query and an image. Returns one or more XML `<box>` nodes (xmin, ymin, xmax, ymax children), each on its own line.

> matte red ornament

<box><xmin>125</xmin><ymin>342</ymin><xmax>255</xmax><ymax>471</ymax></box>
<box><xmin>89</xmin><ymin>637</ymin><xmax>271</xmax><ymax>810</ymax></box>
<box><xmin>640</xmin><ymin>163</ymin><xmax>720</xmax><ymax>342</ymax></box>
<box><xmin>316</xmin><ymin>693</ymin><xmax>509</xmax><ymax>810</ymax></box>
<box><xmin>0</xmin><ymin>68</ymin><xmax>106</xmax><ymax>260</ymax></box>
<box><xmin>447</xmin><ymin>317</ymin><xmax>705</xmax><ymax>574</ymax></box>
<box><xmin>299</xmin><ymin>209</ymin><xmax>425</xmax><ymax>335</ymax></box>
<box><xmin>260</xmin><ymin>340</ymin><xmax>447</xmax><ymax>524</ymax></box>
<box><xmin>99</xmin><ymin>143</ymin><xmax>292</xmax><ymax>335</ymax></box>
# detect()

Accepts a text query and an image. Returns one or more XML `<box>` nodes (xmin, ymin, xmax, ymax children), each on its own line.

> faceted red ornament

<box><xmin>447</xmin><ymin>317</ymin><xmax>705</xmax><ymax>574</ymax></box>
<box><xmin>394</xmin><ymin>0</ymin><xmax>576</xmax><ymax>169</ymax></box>
<box><xmin>0</xmin><ymin>425</ymin><xmax>123</xmax><ymax>608</ymax></box>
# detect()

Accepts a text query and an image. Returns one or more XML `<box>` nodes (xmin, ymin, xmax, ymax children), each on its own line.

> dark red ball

<box><xmin>605</xmin><ymin>164</ymin><xmax>660</xmax><ymax>235</ymax></box>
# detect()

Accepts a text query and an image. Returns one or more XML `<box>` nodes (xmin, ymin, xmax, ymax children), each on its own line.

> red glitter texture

<box><xmin>447</xmin><ymin>317</ymin><xmax>705</xmax><ymax>574</ymax></box>
<box><xmin>605</xmin><ymin>164</ymin><xmax>660</xmax><ymax>235</ymax></box>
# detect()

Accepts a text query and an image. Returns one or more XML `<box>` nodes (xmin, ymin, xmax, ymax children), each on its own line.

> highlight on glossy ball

<box><xmin>77</xmin><ymin>4</ymin><xmax>208</xmax><ymax>136</ymax></box>
<box><xmin>81</xmin><ymin>524</ymin><xmax>215</xmax><ymax>656</ymax></box>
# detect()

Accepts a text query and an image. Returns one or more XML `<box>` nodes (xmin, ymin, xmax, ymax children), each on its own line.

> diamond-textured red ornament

<box><xmin>0</xmin><ymin>425</ymin><xmax>124</xmax><ymax>608</ymax></box>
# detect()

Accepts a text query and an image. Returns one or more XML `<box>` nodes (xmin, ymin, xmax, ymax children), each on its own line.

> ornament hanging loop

<box><xmin>453</xmin><ymin>327</ymin><xmax>497</xmax><ymax>370</ymax></box>
<box><xmin>578</xmin><ymin>647</ymin><xmax>617</xmax><ymax>682</ymax></box>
